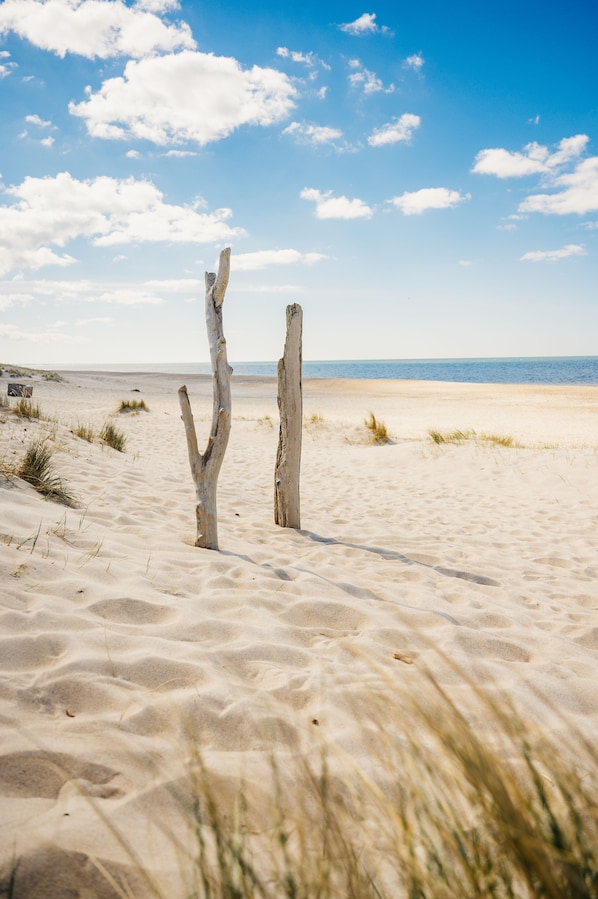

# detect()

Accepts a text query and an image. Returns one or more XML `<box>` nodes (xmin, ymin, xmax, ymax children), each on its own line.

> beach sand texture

<box><xmin>1</xmin><ymin>371</ymin><xmax>597</xmax><ymax>895</ymax></box>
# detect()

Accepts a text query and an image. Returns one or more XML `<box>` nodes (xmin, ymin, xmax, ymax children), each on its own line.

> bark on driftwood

<box><xmin>178</xmin><ymin>248</ymin><xmax>232</xmax><ymax>550</ymax></box>
<box><xmin>275</xmin><ymin>303</ymin><xmax>303</xmax><ymax>528</ymax></box>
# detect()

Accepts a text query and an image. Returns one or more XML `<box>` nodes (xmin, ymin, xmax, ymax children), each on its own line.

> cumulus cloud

<box><xmin>300</xmin><ymin>188</ymin><xmax>373</xmax><ymax>220</ymax></box>
<box><xmin>0</xmin><ymin>171</ymin><xmax>244</xmax><ymax>275</ymax></box>
<box><xmin>404</xmin><ymin>54</ymin><xmax>424</xmax><ymax>71</ymax></box>
<box><xmin>69</xmin><ymin>50</ymin><xmax>297</xmax><ymax>146</ymax></box>
<box><xmin>339</xmin><ymin>13</ymin><xmax>390</xmax><ymax>35</ymax></box>
<box><xmin>472</xmin><ymin>135</ymin><xmax>589</xmax><ymax>178</ymax></box>
<box><xmin>40</xmin><ymin>136</ymin><xmax>55</xmax><ymax>148</ymax></box>
<box><xmin>0</xmin><ymin>0</ymin><xmax>195</xmax><ymax>59</ymax></box>
<box><xmin>390</xmin><ymin>187</ymin><xmax>470</xmax><ymax>215</ymax></box>
<box><xmin>519</xmin><ymin>157</ymin><xmax>598</xmax><ymax>215</ymax></box>
<box><xmin>25</xmin><ymin>113</ymin><xmax>51</xmax><ymax>127</ymax></box>
<box><xmin>520</xmin><ymin>244</ymin><xmax>587</xmax><ymax>262</ymax></box>
<box><xmin>367</xmin><ymin>113</ymin><xmax>420</xmax><ymax>147</ymax></box>
<box><xmin>283</xmin><ymin>121</ymin><xmax>343</xmax><ymax>146</ymax></box>
<box><xmin>348</xmin><ymin>59</ymin><xmax>394</xmax><ymax>94</ymax></box>
<box><xmin>231</xmin><ymin>249</ymin><xmax>328</xmax><ymax>271</ymax></box>
<box><xmin>276</xmin><ymin>47</ymin><xmax>315</xmax><ymax>66</ymax></box>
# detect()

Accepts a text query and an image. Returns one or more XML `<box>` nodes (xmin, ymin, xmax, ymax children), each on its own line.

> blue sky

<box><xmin>0</xmin><ymin>0</ymin><xmax>596</xmax><ymax>365</ymax></box>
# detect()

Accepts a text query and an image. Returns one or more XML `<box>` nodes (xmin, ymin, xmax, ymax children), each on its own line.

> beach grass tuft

<box><xmin>429</xmin><ymin>428</ymin><xmax>474</xmax><ymax>444</ymax></box>
<box><xmin>100</xmin><ymin>421</ymin><xmax>127</xmax><ymax>452</ymax></box>
<box><xmin>17</xmin><ymin>440</ymin><xmax>75</xmax><ymax>505</ymax></box>
<box><xmin>73</xmin><ymin>422</ymin><xmax>96</xmax><ymax>443</ymax></box>
<box><xmin>13</xmin><ymin>398</ymin><xmax>43</xmax><ymax>420</ymax></box>
<box><xmin>365</xmin><ymin>411</ymin><xmax>391</xmax><ymax>444</ymax></box>
<box><xmin>118</xmin><ymin>399</ymin><xmax>149</xmax><ymax>414</ymax></box>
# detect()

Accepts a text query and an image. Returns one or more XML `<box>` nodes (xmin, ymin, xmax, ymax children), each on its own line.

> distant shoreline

<box><xmin>20</xmin><ymin>355</ymin><xmax>598</xmax><ymax>386</ymax></box>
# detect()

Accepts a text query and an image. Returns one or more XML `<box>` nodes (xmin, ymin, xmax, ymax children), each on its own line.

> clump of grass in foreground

<box><xmin>100</xmin><ymin>421</ymin><xmax>126</xmax><ymax>452</ymax></box>
<box><xmin>118</xmin><ymin>398</ymin><xmax>149</xmax><ymax>413</ymax></box>
<box><xmin>17</xmin><ymin>440</ymin><xmax>74</xmax><ymax>505</ymax></box>
<box><xmin>365</xmin><ymin>411</ymin><xmax>391</xmax><ymax>444</ymax></box>
<box><xmin>12</xmin><ymin>397</ymin><xmax>42</xmax><ymax>420</ymax></box>
<box><xmin>177</xmin><ymin>679</ymin><xmax>597</xmax><ymax>899</ymax></box>
<box><xmin>21</xmin><ymin>664</ymin><xmax>594</xmax><ymax>899</ymax></box>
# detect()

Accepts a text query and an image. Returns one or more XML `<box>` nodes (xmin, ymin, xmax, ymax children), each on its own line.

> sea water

<box><xmin>55</xmin><ymin>356</ymin><xmax>598</xmax><ymax>385</ymax></box>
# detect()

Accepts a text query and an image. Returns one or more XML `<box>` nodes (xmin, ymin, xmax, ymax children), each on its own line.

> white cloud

<box><xmin>348</xmin><ymin>60</ymin><xmax>394</xmax><ymax>94</ymax></box>
<box><xmin>126</xmin><ymin>149</ymin><xmax>141</xmax><ymax>159</ymax></box>
<box><xmin>231</xmin><ymin>250</ymin><xmax>328</xmax><ymax>271</ymax></box>
<box><xmin>163</xmin><ymin>149</ymin><xmax>198</xmax><ymax>157</ymax></box>
<box><xmin>89</xmin><ymin>288</ymin><xmax>163</xmax><ymax>304</ymax></box>
<box><xmin>0</xmin><ymin>323</ymin><xmax>86</xmax><ymax>344</ymax></box>
<box><xmin>0</xmin><ymin>0</ymin><xmax>195</xmax><ymax>59</ymax></box>
<box><xmin>404</xmin><ymin>54</ymin><xmax>424</xmax><ymax>71</ymax></box>
<box><xmin>25</xmin><ymin>113</ymin><xmax>51</xmax><ymax>127</ymax></box>
<box><xmin>283</xmin><ymin>121</ymin><xmax>343</xmax><ymax>146</ymax></box>
<box><xmin>339</xmin><ymin>13</ymin><xmax>390</xmax><ymax>35</ymax></box>
<box><xmin>472</xmin><ymin>135</ymin><xmax>589</xmax><ymax>178</ymax></box>
<box><xmin>367</xmin><ymin>113</ymin><xmax>420</xmax><ymax>147</ymax></box>
<box><xmin>520</xmin><ymin>244</ymin><xmax>586</xmax><ymax>263</ymax></box>
<box><xmin>0</xmin><ymin>171</ymin><xmax>244</xmax><ymax>275</ymax></box>
<box><xmin>300</xmin><ymin>188</ymin><xmax>373</xmax><ymax>220</ymax></box>
<box><xmin>276</xmin><ymin>47</ymin><xmax>315</xmax><ymax>67</ymax></box>
<box><xmin>519</xmin><ymin>157</ymin><xmax>598</xmax><ymax>215</ymax></box>
<box><xmin>40</xmin><ymin>135</ymin><xmax>55</xmax><ymax>148</ymax></box>
<box><xmin>69</xmin><ymin>50</ymin><xmax>297</xmax><ymax>146</ymax></box>
<box><xmin>144</xmin><ymin>278</ymin><xmax>202</xmax><ymax>291</ymax></box>
<box><xmin>390</xmin><ymin>187</ymin><xmax>470</xmax><ymax>215</ymax></box>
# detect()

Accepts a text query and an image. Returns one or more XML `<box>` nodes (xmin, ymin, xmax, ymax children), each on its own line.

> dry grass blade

<box><xmin>17</xmin><ymin>440</ymin><xmax>75</xmax><ymax>506</ymax></box>
<box><xmin>365</xmin><ymin>412</ymin><xmax>391</xmax><ymax>444</ymax></box>
<box><xmin>100</xmin><ymin>421</ymin><xmax>127</xmax><ymax>452</ymax></box>
<box><xmin>118</xmin><ymin>399</ymin><xmax>149</xmax><ymax>414</ymax></box>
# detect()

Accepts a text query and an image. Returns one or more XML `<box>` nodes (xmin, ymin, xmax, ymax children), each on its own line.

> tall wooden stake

<box><xmin>275</xmin><ymin>303</ymin><xmax>303</xmax><ymax>528</ymax></box>
<box><xmin>179</xmin><ymin>248</ymin><xmax>232</xmax><ymax>550</ymax></box>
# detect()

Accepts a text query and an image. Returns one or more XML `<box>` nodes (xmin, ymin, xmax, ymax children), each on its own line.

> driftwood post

<box><xmin>275</xmin><ymin>303</ymin><xmax>303</xmax><ymax>528</ymax></box>
<box><xmin>178</xmin><ymin>247</ymin><xmax>232</xmax><ymax>550</ymax></box>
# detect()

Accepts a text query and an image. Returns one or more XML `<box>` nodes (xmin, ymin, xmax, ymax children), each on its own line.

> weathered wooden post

<box><xmin>179</xmin><ymin>247</ymin><xmax>232</xmax><ymax>550</ymax></box>
<box><xmin>274</xmin><ymin>303</ymin><xmax>303</xmax><ymax>528</ymax></box>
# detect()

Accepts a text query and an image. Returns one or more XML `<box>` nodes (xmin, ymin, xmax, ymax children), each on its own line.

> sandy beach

<box><xmin>1</xmin><ymin>369</ymin><xmax>597</xmax><ymax>896</ymax></box>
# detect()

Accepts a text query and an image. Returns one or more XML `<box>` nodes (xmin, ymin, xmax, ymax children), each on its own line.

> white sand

<box><xmin>1</xmin><ymin>370</ymin><xmax>597</xmax><ymax>894</ymax></box>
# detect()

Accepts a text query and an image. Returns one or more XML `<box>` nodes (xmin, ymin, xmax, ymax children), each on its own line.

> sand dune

<box><xmin>0</xmin><ymin>371</ymin><xmax>597</xmax><ymax>895</ymax></box>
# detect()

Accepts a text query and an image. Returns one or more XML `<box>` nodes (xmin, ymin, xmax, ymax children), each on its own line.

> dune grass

<box><xmin>100</xmin><ymin>421</ymin><xmax>127</xmax><ymax>452</ymax></box>
<box><xmin>429</xmin><ymin>428</ymin><xmax>522</xmax><ymax>448</ymax></box>
<box><xmin>73</xmin><ymin>422</ymin><xmax>96</xmax><ymax>443</ymax></box>
<box><xmin>118</xmin><ymin>399</ymin><xmax>149</xmax><ymax>414</ymax></box>
<box><xmin>5</xmin><ymin>667</ymin><xmax>594</xmax><ymax>898</ymax></box>
<box><xmin>365</xmin><ymin>411</ymin><xmax>391</xmax><ymax>444</ymax></box>
<box><xmin>12</xmin><ymin>398</ymin><xmax>43</xmax><ymax>420</ymax></box>
<box><xmin>17</xmin><ymin>440</ymin><xmax>74</xmax><ymax>505</ymax></box>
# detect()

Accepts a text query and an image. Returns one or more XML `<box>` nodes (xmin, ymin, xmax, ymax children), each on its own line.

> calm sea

<box><xmin>55</xmin><ymin>356</ymin><xmax>598</xmax><ymax>385</ymax></box>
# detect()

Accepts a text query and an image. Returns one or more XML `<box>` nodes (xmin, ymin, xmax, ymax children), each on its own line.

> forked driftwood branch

<box><xmin>179</xmin><ymin>248</ymin><xmax>232</xmax><ymax>550</ymax></box>
<box><xmin>274</xmin><ymin>303</ymin><xmax>303</xmax><ymax>528</ymax></box>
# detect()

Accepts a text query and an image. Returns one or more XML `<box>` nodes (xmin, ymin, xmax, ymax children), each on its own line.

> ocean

<box><xmin>55</xmin><ymin>356</ymin><xmax>598</xmax><ymax>385</ymax></box>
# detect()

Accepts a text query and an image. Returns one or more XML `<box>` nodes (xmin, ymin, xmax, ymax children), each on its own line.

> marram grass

<box><xmin>365</xmin><ymin>411</ymin><xmax>391</xmax><ymax>444</ymax></box>
<box><xmin>17</xmin><ymin>440</ymin><xmax>74</xmax><ymax>505</ymax></box>
<box><xmin>3</xmin><ymin>666</ymin><xmax>596</xmax><ymax>898</ymax></box>
<box><xmin>100</xmin><ymin>421</ymin><xmax>127</xmax><ymax>452</ymax></box>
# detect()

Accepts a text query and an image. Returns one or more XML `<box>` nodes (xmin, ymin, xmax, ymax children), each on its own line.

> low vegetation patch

<box><xmin>100</xmin><ymin>421</ymin><xmax>126</xmax><ymax>452</ymax></box>
<box><xmin>118</xmin><ymin>398</ymin><xmax>149</xmax><ymax>414</ymax></box>
<box><xmin>73</xmin><ymin>422</ymin><xmax>96</xmax><ymax>443</ymax></box>
<box><xmin>429</xmin><ymin>428</ymin><xmax>521</xmax><ymax>447</ymax></box>
<box><xmin>0</xmin><ymin>363</ymin><xmax>64</xmax><ymax>382</ymax></box>
<box><xmin>365</xmin><ymin>411</ymin><xmax>391</xmax><ymax>444</ymax></box>
<box><xmin>17</xmin><ymin>440</ymin><xmax>74</xmax><ymax>505</ymax></box>
<box><xmin>13</xmin><ymin>398</ymin><xmax>42</xmax><ymax>420</ymax></box>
